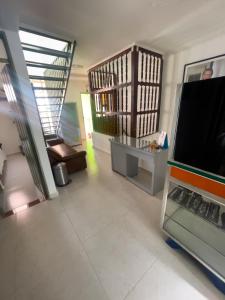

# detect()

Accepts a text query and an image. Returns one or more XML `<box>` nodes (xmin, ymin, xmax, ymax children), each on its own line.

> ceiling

<box><xmin>1</xmin><ymin>0</ymin><xmax>225</xmax><ymax>76</ymax></box>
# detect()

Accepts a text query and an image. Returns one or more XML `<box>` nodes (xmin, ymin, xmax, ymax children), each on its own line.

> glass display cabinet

<box><xmin>162</xmin><ymin>170</ymin><xmax>225</xmax><ymax>281</ymax></box>
<box><xmin>161</xmin><ymin>79</ymin><xmax>225</xmax><ymax>283</ymax></box>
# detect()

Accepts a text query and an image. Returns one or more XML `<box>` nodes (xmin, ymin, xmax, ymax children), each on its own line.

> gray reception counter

<box><xmin>110</xmin><ymin>136</ymin><xmax>168</xmax><ymax>195</ymax></box>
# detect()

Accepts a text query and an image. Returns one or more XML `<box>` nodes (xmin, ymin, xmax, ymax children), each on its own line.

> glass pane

<box><xmin>163</xmin><ymin>181</ymin><xmax>225</xmax><ymax>279</ymax></box>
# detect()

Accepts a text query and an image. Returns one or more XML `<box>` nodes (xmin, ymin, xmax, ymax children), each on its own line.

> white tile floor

<box><xmin>1</xmin><ymin>153</ymin><xmax>43</xmax><ymax>213</ymax></box>
<box><xmin>0</xmin><ymin>145</ymin><xmax>224</xmax><ymax>300</ymax></box>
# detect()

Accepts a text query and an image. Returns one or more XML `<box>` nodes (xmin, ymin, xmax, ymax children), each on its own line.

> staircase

<box><xmin>19</xmin><ymin>29</ymin><xmax>76</xmax><ymax>139</ymax></box>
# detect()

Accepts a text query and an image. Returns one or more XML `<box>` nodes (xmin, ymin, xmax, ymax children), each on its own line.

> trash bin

<box><xmin>52</xmin><ymin>162</ymin><xmax>70</xmax><ymax>186</ymax></box>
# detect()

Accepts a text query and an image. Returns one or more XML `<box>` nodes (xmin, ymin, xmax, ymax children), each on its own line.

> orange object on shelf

<box><xmin>170</xmin><ymin>166</ymin><xmax>225</xmax><ymax>199</ymax></box>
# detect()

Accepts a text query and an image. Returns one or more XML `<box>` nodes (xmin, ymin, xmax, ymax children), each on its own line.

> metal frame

<box><xmin>33</xmin><ymin>87</ymin><xmax>65</xmax><ymax>90</ymax></box>
<box><xmin>26</xmin><ymin>61</ymin><xmax>69</xmax><ymax>71</ymax></box>
<box><xmin>57</xmin><ymin>40</ymin><xmax>76</xmax><ymax>133</ymax></box>
<box><xmin>29</xmin><ymin>75</ymin><xmax>66</xmax><ymax>81</ymax></box>
<box><xmin>22</xmin><ymin>43</ymin><xmax>72</xmax><ymax>59</ymax></box>
<box><xmin>0</xmin><ymin>30</ymin><xmax>49</xmax><ymax>197</ymax></box>
<box><xmin>130</xmin><ymin>45</ymin><xmax>138</xmax><ymax>137</ymax></box>
<box><xmin>182</xmin><ymin>53</ymin><xmax>225</xmax><ymax>83</ymax></box>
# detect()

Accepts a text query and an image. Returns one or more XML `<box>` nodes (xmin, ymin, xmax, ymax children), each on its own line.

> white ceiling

<box><xmin>1</xmin><ymin>0</ymin><xmax>225</xmax><ymax>76</ymax></box>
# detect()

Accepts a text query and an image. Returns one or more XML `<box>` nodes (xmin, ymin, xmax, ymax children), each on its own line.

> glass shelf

<box><xmin>110</xmin><ymin>133</ymin><xmax>163</xmax><ymax>154</ymax></box>
<box><xmin>163</xmin><ymin>181</ymin><xmax>225</xmax><ymax>281</ymax></box>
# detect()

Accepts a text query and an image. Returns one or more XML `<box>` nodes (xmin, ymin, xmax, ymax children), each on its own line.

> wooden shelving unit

<box><xmin>88</xmin><ymin>45</ymin><xmax>163</xmax><ymax>138</ymax></box>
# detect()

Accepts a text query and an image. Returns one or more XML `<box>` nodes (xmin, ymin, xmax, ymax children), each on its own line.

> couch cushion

<box><xmin>50</xmin><ymin>143</ymin><xmax>77</xmax><ymax>160</ymax></box>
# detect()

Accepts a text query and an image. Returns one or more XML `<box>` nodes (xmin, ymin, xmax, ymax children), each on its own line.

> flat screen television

<box><xmin>174</xmin><ymin>76</ymin><xmax>225</xmax><ymax>178</ymax></box>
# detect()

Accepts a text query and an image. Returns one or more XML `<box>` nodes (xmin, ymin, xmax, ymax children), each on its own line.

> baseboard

<box><xmin>48</xmin><ymin>190</ymin><xmax>59</xmax><ymax>199</ymax></box>
<box><xmin>92</xmin><ymin>144</ymin><xmax>110</xmax><ymax>154</ymax></box>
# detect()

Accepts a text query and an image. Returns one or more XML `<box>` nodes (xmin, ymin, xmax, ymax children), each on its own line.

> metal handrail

<box><xmin>56</xmin><ymin>41</ymin><xmax>76</xmax><ymax>134</ymax></box>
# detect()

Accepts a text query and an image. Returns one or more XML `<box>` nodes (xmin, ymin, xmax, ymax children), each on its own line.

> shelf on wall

<box><xmin>166</xmin><ymin>183</ymin><xmax>225</xmax><ymax>229</ymax></box>
<box><xmin>168</xmin><ymin>176</ymin><xmax>225</xmax><ymax>206</ymax></box>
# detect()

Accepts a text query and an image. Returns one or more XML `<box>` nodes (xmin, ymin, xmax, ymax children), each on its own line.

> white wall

<box><xmin>0</xmin><ymin>101</ymin><xmax>21</xmax><ymax>155</ymax></box>
<box><xmin>65</xmin><ymin>77</ymin><xmax>88</xmax><ymax>140</ymax></box>
<box><xmin>92</xmin><ymin>132</ymin><xmax>111</xmax><ymax>154</ymax></box>
<box><xmin>4</xmin><ymin>29</ymin><xmax>58</xmax><ymax>198</ymax></box>
<box><xmin>160</xmin><ymin>32</ymin><xmax>225</xmax><ymax>139</ymax></box>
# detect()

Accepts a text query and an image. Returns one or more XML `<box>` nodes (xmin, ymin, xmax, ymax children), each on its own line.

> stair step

<box><xmin>29</xmin><ymin>75</ymin><xmax>67</xmax><ymax>81</ymax></box>
<box><xmin>37</xmin><ymin>102</ymin><xmax>61</xmax><ymax>106</ymax></box>
<box><xmin>39</xmin><ymin>113</ymin><xmax>60</xmax><ymax>117</ymax></box>
<box><xmin>40</xmin><ymin>118</ymin><xmax>59</xmax><ymax>121</ymax></box>
<box><xmin>43</xmin><ymin>132</ymin><xmax>57</xmax><ymax>134</ymax></box>
<box><xmin>33</xmin><ymin>87</ymin><xmax>65</xmax><ymax>90</ymax></box>
<box><xmin>44</xmin><ymin>134</ymin><xmax>58</xmax><ymax>140</ymax></box>
<box><xmin>41</xmin><ymin>120</ymin><xmax>58</xmax><ymax>123</ymax></box>
<box><xmin>43</xmin><ymin>126</ymin><xmax>57</xmax><ymax>129</ymax></box>
<box><xmin>20</xmin><ymin>29</ymin><xmax>76</xmax><ymax>138</ymax></box>
<box><xmin>43</xmin><ymin>129</ymin><xmax>57</xmax><ymax>131</ymax></box>
<box><xmin>35</xmin><ymin>96</ymin><xmax>64</xmax><ymax>99</ymax></box>
<box><xmin>26</xmin><ymin>61</ymin><xmax>70</xmax><ymax>71</ymax></box>
<box><xmin>38</xmin><ymin>110</ymin><xmax>60</xmax><ymax>113</ymax></box>
<box><xmin>22</xmin><ymin>43</ymin><xmax>71</xmax><ymax>59</ymax></box>
<box><xmin>37</xmin><ymin>104</ymin><xmax>60</xmax><ymax>106</ymax></box>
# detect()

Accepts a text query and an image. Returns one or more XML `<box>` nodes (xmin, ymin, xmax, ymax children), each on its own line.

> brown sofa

<box><xmin>47</xmin><ymin>139</ymin><xmax>87</xmax><ymax>174</ymax></box>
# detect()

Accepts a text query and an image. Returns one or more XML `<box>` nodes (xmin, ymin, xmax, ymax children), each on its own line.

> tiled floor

<box><xmin>1</xmin><ymin>153</ymin><xmax>43</xmax><ymax>214</ymax></box>
<box><xmin>0</xmin><ymin>145</ymin><xmax>224</xmax><ymax>300</ymax></box>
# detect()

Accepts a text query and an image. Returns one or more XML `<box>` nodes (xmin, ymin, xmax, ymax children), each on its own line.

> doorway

<box><xmin>81</xmin><ymin>93</ymin><xmax>93</xmax><ymax>140</ymax></box>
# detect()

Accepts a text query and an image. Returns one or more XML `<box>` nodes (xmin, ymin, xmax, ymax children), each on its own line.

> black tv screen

<box><xmin>174</xmin><ymin>76</ymin><xmax>225</xmax><ymax>178</ymax></box>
